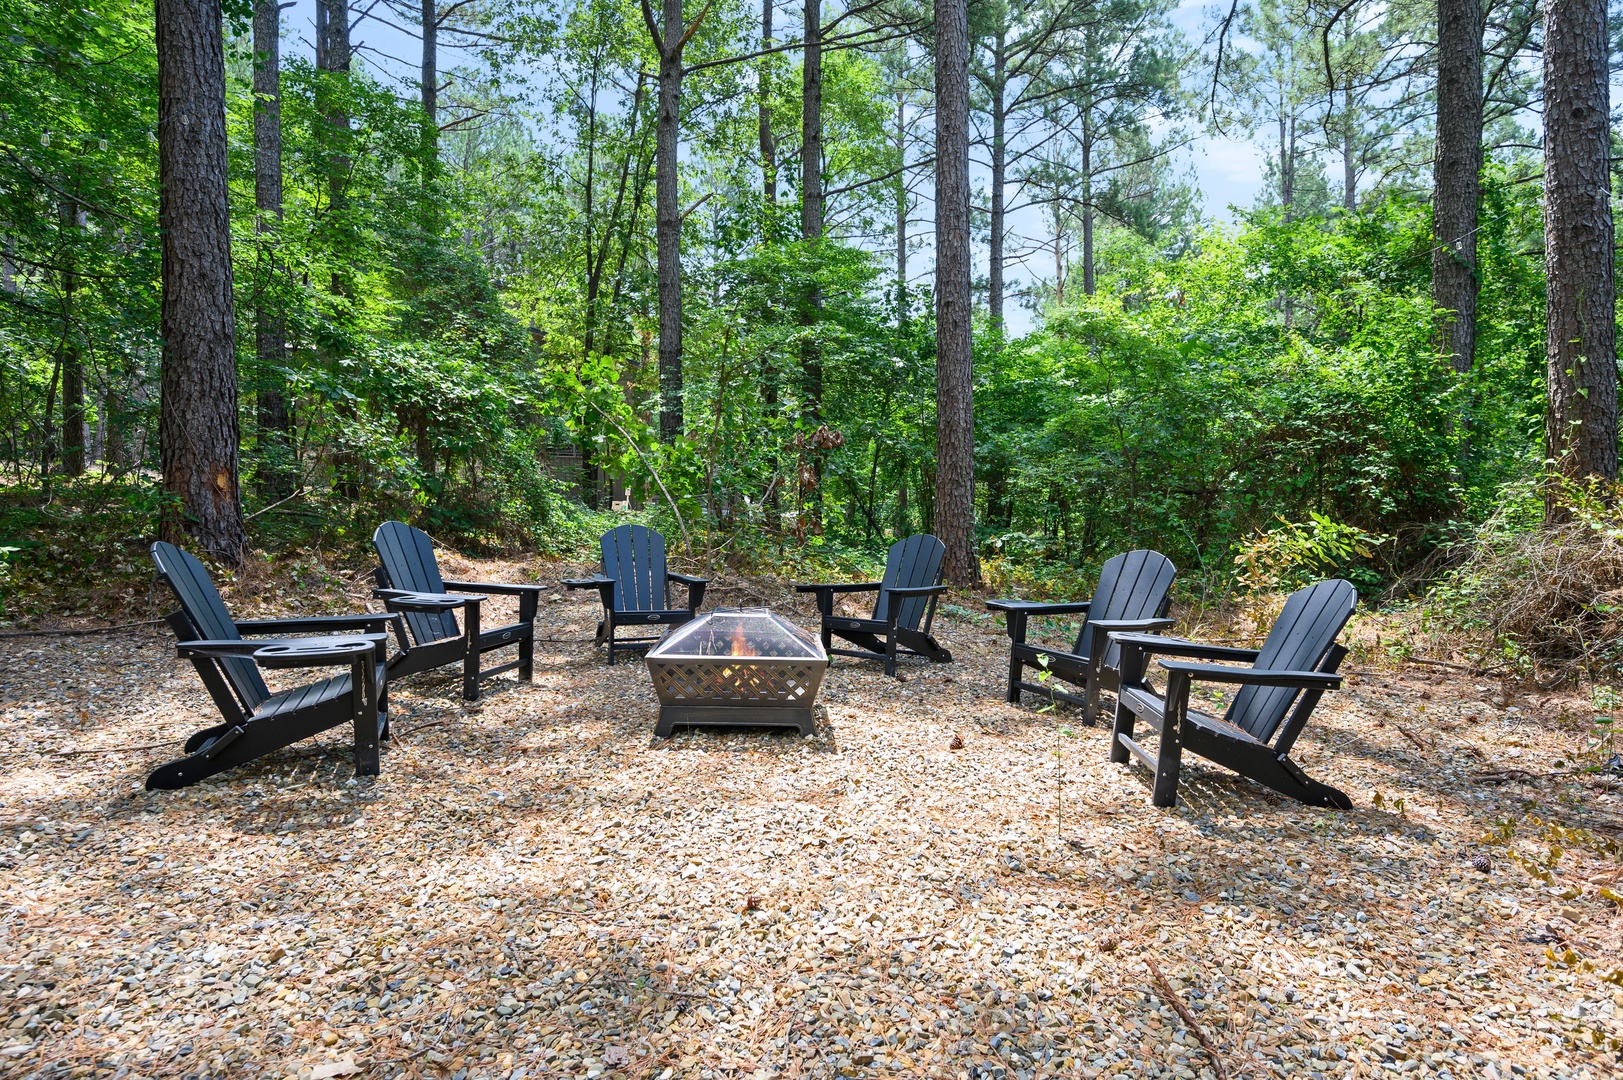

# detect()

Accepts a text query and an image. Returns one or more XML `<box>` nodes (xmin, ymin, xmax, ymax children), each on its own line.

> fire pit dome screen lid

<box><xmin>649</xmin><ymin>608</ymin><xmax>825</xmax><ymax>660</ymax></box>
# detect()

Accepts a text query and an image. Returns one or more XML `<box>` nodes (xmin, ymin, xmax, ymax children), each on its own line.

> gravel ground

<box><xmin>2</xmin><ymin>556</ymin><xmax>1622</xmax><ymax>1079</ymax></box>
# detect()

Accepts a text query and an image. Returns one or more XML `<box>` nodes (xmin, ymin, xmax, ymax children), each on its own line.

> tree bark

<box><xmin>420</xmin><ymin>0</ymin><xmax>443</xmax><ymax>233</ymax></box>
<box><xmin>1080</xmin><ymin>113</ymin><xmax>1094</xmax><ymax>296</ymax></box>
<box><xmin>1544</xmin><ymin>0</ymin><xmax>1617</xmax><ymax>505</ymax></box>
<box><xmin>254</xmin><ymin>0</ymin><xmax>293</xmax><ymax>498</ymax></box>
<box><xmin>58</xmin><ymin>198</ymin><xmax>85</xmax><ymax>476</ymax></box>
<box><xmin>1053</xmin><ymin>226</ymin><xmax>1064</xmax><ymax>305</ymax></box>
<box><xmin>934</xmin><ymin>0</ymin><xmax>978</xmax><ymax>585</ymax></box>
<box><xmin>760</xmin><ymin>0</ymin><xmax>776</xmax><ymax>206</ymax></box>
<box><xmin>316</xmin><ymin>0</ymin><xmax>350</xmax><ymax>238</ymax></box>
<box><xmin>988</xmin><ymin>29</ymin><xmax>1006</xmax><ymax>330</ymax></box>
<box><xmin>422</xmin><ymin>0</ymin><xmax>437</xmax><ymax>132</ymax></box>
<box><xmin>801</xmin><ymin>0</ymin><xmax>822</xmax><ymax>243</ymax></box>
<box><xmin>654</xmin><ymin>0</ymin><xmax>684</xmax><ymax>441</ymax></box>
<box><xmin>1341</xmin><ymin>79</ymin><xmax>1355</xmax><ymax>212</ymax></box>
<box><xmin>157</xmin><ymin>0</ymin><xmax>246</xmax><ymax>563</ymax></box>
<box><xmin>799</xmin><ymin>0</ymin><xmax>823</xmax><ymax>431</ymax></box>
<box><xmin>1433</xmin><ymin>0</ymin><xmax>1483</xmax><ymax>375</ymax></box>
<box><xmin>896</xmin><ymin>92</ymin><xmax>908</xmax><ymax>325</ymax></box>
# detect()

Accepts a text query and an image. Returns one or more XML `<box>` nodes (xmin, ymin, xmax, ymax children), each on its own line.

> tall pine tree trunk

<box><xmin>1544</xmin><ymin>0</ymin><xmax>1617</xmax><ymax>507</ymax></box>
<box><xmin>254</xmin><ymin>0</ymin><xmax>293</xmax><ymax>498</ymax></box>
<box><xmin>760</xmin><ymin>0</ymin><xmax>776</xmax><ymax>206</ymax></box>
<box><xmin>317</xmin><ymin>0</ymin><xmax>358</xmax><ymax>496</ymax></box>
<box><xmin>987</xmin><ymin>30</ymin><xmax>1005</xmax><ymax>331</ymax></box>
<box><xmin>895</xmin><ymin>93</ymin><xmax>908</xmax><ymax>325</ymax></box>
<box><xmin>1080</xmin><ymin>116</ymin><xmax>1094</xmax><ymax>296</ymax></box>
<box><xmin>420</xmin><ymin>0</ymin><xmax>442</xmax><ymax>232</ymax></box>
<box><xmin>422</xmin><ymin>0</ymin><xmax>437</xmax><ymax>134</ymax></box>
<box><xmin>934</xmin><ymin>0</ymin><xmax>978</xmax><ymax>585</ymax></box>
<box><xmin>800</xmin><ymin>0</ymin><xmax>823</xmax><ymax>430</ymax></box>
<box><xmin>654</xmin><ymin>0</ymin><xmax>684</xmax><ymax>441</ymax></box>
<box><xmin>1341</xmin><ymin>83</ymin><xmax>1355</xmax><ymax>212</ymax></box>
<box><xmin>1433</xmin><ymin>0</ymin><xmax>1483</xmax><ymax>375</ymax></box>
<box><xmin>157</xmin><ymin>0</ymin><xmax>246</xmax><ymax>563</ymax></box>
<box><xmin>58</xmin><ymin>198</ymin><xmax>85</xmax><ymax>476</ymax></box>
<box><xmin>317</xmin><ymin>0</ymin><xmax>350</xmax><ymax>293</ymax></box>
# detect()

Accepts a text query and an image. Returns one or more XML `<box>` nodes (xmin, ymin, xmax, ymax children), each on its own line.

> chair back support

<box><xmin>1074</xmin><ymin>549</ymin><xmax>1177</xmax><ymax>665</ymax></box>
<box><xmin>1225</xmin><ymin>579</ymin><xmax>1358</xmax><ymax>743</ymax></box>
<box><xmin>872</xmin><ymin>534</ymin><xmax>946</xmax><ymax>631</ymax></box>
<box><xmin>374</xmin><ymin>521</ymin><xmax>462</xmax><ymax>644</ymax></box>
<box><xmin>602</xmin><ymin>524</ymin><xmax>669</xmax><ymax>612</ymax></box>
<box><xmin>150</xmin><ymin>542</ymin><xmax>269</xmax><ymax>714</ymax></box>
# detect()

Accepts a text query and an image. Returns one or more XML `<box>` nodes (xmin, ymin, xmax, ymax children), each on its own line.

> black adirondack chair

<box><xmin>149</xmin><ymin>542</ymin><xmax>394</xmax><ymax>790</ymax></box>
<box><xmin>562</xmin><ymin>525</ymin><xmax>709</xmax><ymax>664</ymax></box>
<box><xmin>1108</xmin><ymin>578</ymin><xmax>1358</xmax><ymax>809</ymax></box>
<box><xmin>373</xmin><ymin>521</ymin><xmax>547</xmax><ymax>701</ymax></box>
<box><xmin>986</xmin><ymin>549</ymin><xmax>1177</xmax><ymax>725</ymax></box>
<box><xmin>795</xmin><ymin>534</ymin><xmax>953</xmax><ymax>678</ymax></box>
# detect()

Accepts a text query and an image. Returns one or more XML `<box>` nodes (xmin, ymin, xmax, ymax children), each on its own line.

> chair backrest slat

<box><xmin>1073</xmin><ymin>549</ymin><xmax>1177</xmax><ymax>665</ymax></box>
<box><xmin>374</xmin><ymin>521</ymin><xmax>462</xmax><ymax>644</ymax></box>
<box><xmin>1225</xmin><ymin>579</ymin><xmax>1358</xmax><ymax>743</ymax></box>
<box><xmin>872</xmin><ymin>535</ymin><xmax>946</xmax><ymax>630</ymax></box>
<box><xmin>602</xmin><ymin>525</ymin><xmax>669</xmax><ymax>612</ymax></box>
<box><xmin>151</xmin><ymin>542</ymin><xmax>269</xmax><ymax>712</ymax></box>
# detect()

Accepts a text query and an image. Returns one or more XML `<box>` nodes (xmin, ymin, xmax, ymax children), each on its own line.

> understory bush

<box><xmin>1427</xmin><ymin>479</ymin><xmax>1623</xmax><ymax>678</ymax></box>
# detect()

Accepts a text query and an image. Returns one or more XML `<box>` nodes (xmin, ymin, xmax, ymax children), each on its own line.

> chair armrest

<box><xmin>252</xmin><ymin>635</ymin><xmax>389</xmax><ymax>670</ymax></box>
<box><xmin>985</xmin><ymin>598</ymin><xmax>1092</xmax><ymax>615</ymax></box>
<box><xmin>235</xmin><ymin>614</ymin><xmax>398</xmax><ymax>634</ymax></box>
<box><xmin>666</xmin><ymin>572</ymin><xmax>708</xmax><ymax>610</ymax></box>
<box><xmin>1157</xmin><ymin>659</ymin><xmax>1341</xmax><ymax>690</ymax></box>
<box><xmin>442</xmin><ymin>580</ymin><xmax>547</xmax><ymax>597</ymax></box>
<box><xmin>178</xmin><ymin>634</ymin><xmax>387</xmax><ymax>666</ymax></box>
<box><xmin>1106</xmin><ymin>632</ymin><xmax>1260</xmax><ymax>662</ymax></box>
<box><xmin>562</xmin><ymin>576</ymin><xmax>613</xmax><ymax>589</ymax></box>
<box><xmin>1086</xmin><ymin>617</ymin><xmax>1176</xmax><ymax>633</ymax></box>
<box><xmin>888</xmin><ymin>584</ymin><xmax>949</xmax><ymax>599</ymax></box>
<box><xmin>375</xmin><ymin>589</ymin><xmax>479</xmax><ymax>612</ymax></box>
<box><xmin>794</xmin><ymin>581</ymin><xmax>883</xmax><ymax>594</ymax></box>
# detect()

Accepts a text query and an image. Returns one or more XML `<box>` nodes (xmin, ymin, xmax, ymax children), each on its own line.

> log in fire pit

<box><xmin>644</xmin><ymin>608</ymin><xmax>828</xmax><ymax>736</ymax></box>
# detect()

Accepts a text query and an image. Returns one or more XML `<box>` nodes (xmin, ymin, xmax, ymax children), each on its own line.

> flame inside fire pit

<box><xmin>645</xmin><ymin>608</ymin><xmax>828</xmax><ymax>736</ymax></box>
<box><xmin>730</xmin><ymin>620</ymin><xmax>755</xmax><ymax>657</ymax></box>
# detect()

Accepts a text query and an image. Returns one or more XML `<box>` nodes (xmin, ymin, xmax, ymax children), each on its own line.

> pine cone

<box><xmin>1470</xmin><ymin>853</ymin><xmax>1492</xmax><ymax>874</ymax></box>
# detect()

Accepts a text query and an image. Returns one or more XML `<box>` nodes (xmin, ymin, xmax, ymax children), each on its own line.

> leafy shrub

<box><xmin>1427</xmin><ymin>478</ymin><xmax>1623</xmax><ymax>677</ymax></box>
<box><xmin>1233</xmin><ymin>512</ymin><xmax>1390</xmax><ymax>593</ymax></box>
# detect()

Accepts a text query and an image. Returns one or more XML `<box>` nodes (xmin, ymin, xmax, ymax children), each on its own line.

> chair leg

<box><xmin>885</xmin><ymin>624</ymin><xmax>899</xmax><ymax>678</ymax></box>
<box><xmin>1151</xmin><ymin>671</ymin><xmax>1190</xmax><ymax>807</ymax></box>
<box><xmin>1109</xmin><ymin>699</ymin><xmax>1134</xmax><ymax>765</ymax></box>
<box><xmin>606</xmin><ymin>618</ymin><xmax>616</xmax><ymax>666</ymax></box>
<box><xmin>1006</xmin><ymin>653</ymin><xmax>1023</xmax><ymax>703</ymax></box>
<box><xmin>1081</xmin><ymin>675</ymin><xmax>1100</xmax><ymax>728</ymax></box>
<box><xmin>518</xmin><ymin>633</ymin><xmax>534</xmax><ymax>682</ymax></box>
<box><xmin>463</xmin><ymin>603</ymin><xmax>481</xmax><ymax>702</ymax></box>
<box><xmin>352</xmin><ymin>657</ymin><xmax>381</xmax><ymax>778</ymax></box>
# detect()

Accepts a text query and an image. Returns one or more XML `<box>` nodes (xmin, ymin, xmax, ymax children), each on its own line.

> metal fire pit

<box><xmin>645</xmin><ymin>608</ymin><xmax>827</xmax><ymax>736</ymax></box>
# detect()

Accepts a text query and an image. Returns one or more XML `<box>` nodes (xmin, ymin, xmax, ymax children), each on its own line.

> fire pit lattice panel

<box><xmin>645</xmin><ymin>608</ymin><xmax>827</xmax><ymax>736</ymax></box>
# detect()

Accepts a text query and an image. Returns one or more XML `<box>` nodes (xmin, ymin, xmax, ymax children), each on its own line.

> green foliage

<box><xmin>0</xmin><ymin>0</ymin><xmax>1571</xmax><ymax>616</ymax></box>
<box><xmin>0</xmin><ymin>475</ymin><xmax>173</xmax><ymax>620</ymax></box>
<box><xmin>1234</xmin><ymin>513</ymin><xmax>1389</xmax><ymax>593</ymax></box>
<box><xmin>977</xmin><ymin>194</ymin><xmax>1485</xmax><ymax>585</ymax></box>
